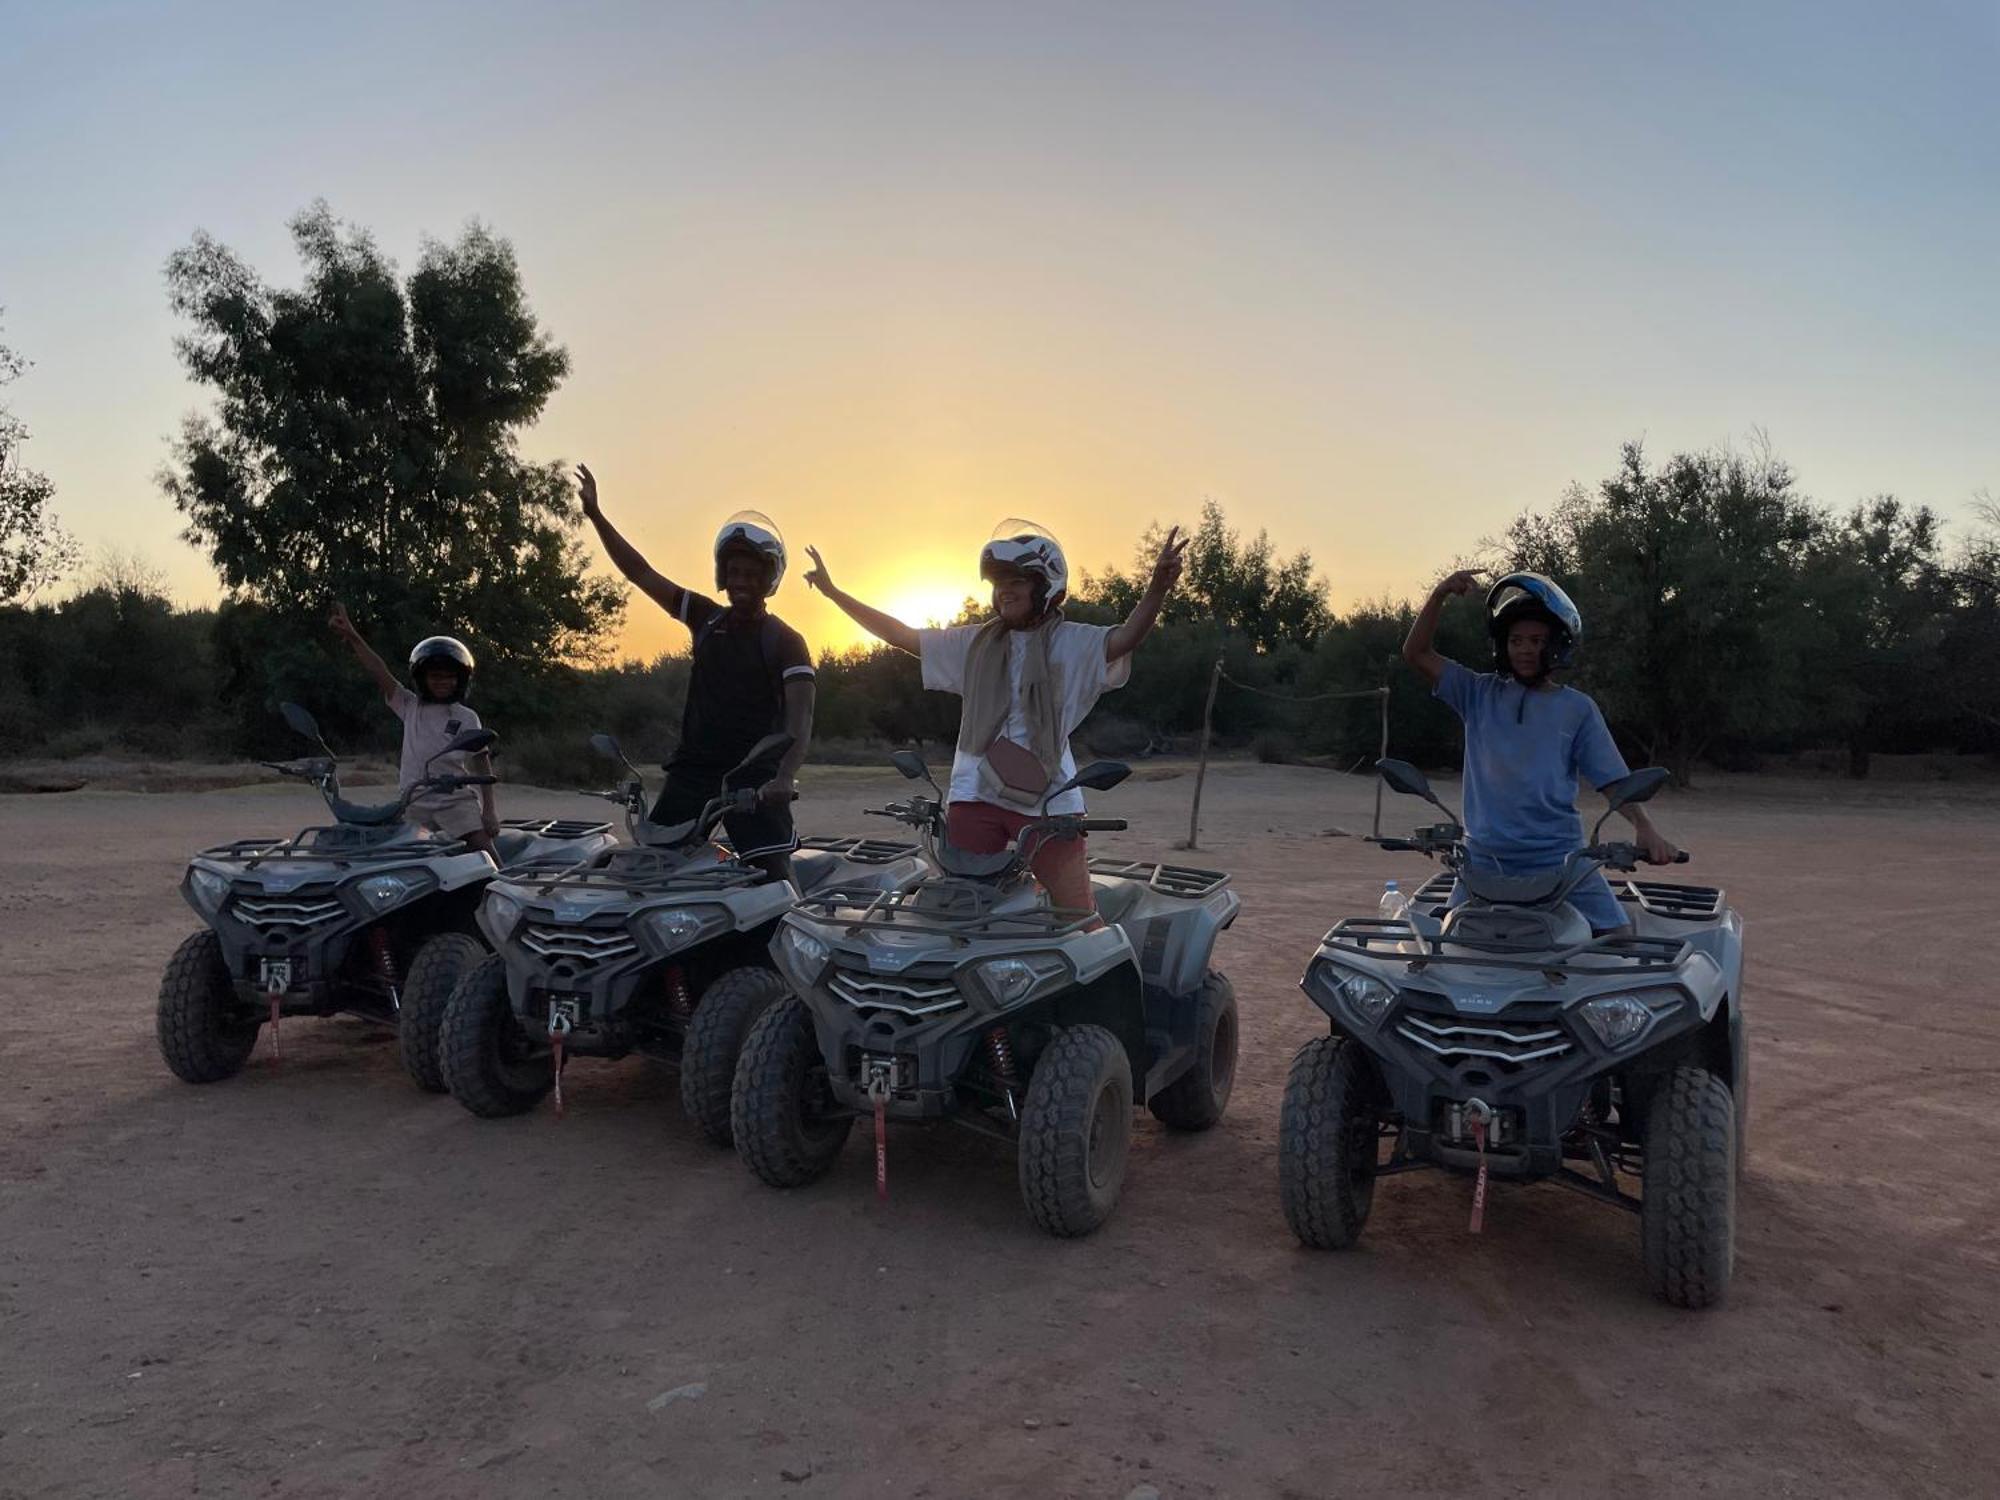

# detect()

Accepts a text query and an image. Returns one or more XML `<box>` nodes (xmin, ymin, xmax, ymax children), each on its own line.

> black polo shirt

<box><xmin>667</xmin><ymin>591</ymin><xmax>815</xmax><ymax>777</ymax></box>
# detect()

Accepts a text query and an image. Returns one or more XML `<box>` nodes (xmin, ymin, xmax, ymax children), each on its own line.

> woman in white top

<box><xmin>805</xmin><ymin>519</ymin><xmax>1186</xmax><ymax>914</ymax></box>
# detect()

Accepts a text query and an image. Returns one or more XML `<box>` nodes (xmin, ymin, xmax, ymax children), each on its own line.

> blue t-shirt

<box><xmin>1433</xmin><ymin>660</ymin><xmax>1629</xmax><ymax>868</ymax></box>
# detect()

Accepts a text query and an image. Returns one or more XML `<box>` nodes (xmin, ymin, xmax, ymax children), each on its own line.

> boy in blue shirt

<box><xmin>1401</xmin><ymin>569</ymin><xmax>1676</xmax><ymax>935</ymax></box>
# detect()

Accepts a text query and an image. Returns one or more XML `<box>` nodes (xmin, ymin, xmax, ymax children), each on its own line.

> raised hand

<box><xmin>803</xmin><ymin>545</ymin><xmax>834</xmax><ymax>596</ymax></box>
<box><xmin>575</xmin><ymin>463</ymin><xmax>601</xmax><ymax>520</ymax></box>
<box><xmin>329</xmin><ymin>600</ymin><xmax>360</xmax><ymax>642</ymax></box>
<box><xmin>1437</xmin><ymin>567</ymin><xmax>1486</xmax><ymax>598</ymax></box>
<box><xmin>1148</xmin><ymin>526</ymin><xmax>1189</xmax><ymax>596</ymax></box>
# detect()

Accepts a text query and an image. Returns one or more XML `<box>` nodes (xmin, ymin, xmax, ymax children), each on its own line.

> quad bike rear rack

<box><xmin>1086</xmin><ymin>856</ymin><xmax>1231</xmax><ymax>899</ymax></box>
<box><xmin>795</xmin><ymin>881</ymin><xmax>1099</xmax><ymax>945</ymax></box>
<box><xmin>794</xmin><ymin>833</ymin><xmax>923</xmax><ymax>864</ymax></box>
<box><xmin>1408</xmin><ymin>868</ymin><xmax>1725</xmax><ymax>923</ymax></box>
<box><xmin>1321</xmin><ymin>915</ymin><xmax>1691</xmax><ymax>979</ymax></box>
<box><xmin>515</xmin><ymin>847</ymin><xmax>768</xmax><ymax>896</ymax></box>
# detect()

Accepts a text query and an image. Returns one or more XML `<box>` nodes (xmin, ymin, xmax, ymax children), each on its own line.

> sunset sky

<box><xmin>3</xmin><ymin>1</ymin><xmax>1995</xmax><ymax>658</ymax></box>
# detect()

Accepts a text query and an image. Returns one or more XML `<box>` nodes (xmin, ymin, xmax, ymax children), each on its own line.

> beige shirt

<box><xmin>387</xmin><ymin>687</ymin><xmax>484</xmax><ymax>793</ymax></box>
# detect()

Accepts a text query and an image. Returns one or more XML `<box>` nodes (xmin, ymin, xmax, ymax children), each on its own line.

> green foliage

<box><xmin>0</xmin><ymin>323</ymin><xmax>79</xmax><ymax>604</ymax></box>
<box><xmin>160</xmin><ymin>203</ymin><xmax>623</xmax><ymax>728</ymax></box>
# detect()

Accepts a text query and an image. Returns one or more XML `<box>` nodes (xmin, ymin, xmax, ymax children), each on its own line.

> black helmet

<box><xmin>1486</xmin><ymin>573</ymin><xmax>1580</xmax><ymax>679</ymax></box>
<box><xmin>409</xmin><ymin>636</ymin><xmax>475</xmax><ymax>703</ymax></box>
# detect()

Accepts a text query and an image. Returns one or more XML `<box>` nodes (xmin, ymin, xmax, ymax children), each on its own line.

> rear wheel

<box><xmin>440</xmin><ymin>954</ymin><xmax>552</xmax><ymax>1118</ymax></box>
<box><xmin>732</xmin><ymin>996</ymin><xmax>853</xmax><ymax>1186</ymax></box>
<box><xmin>1640</xmin><ymin>1065</ymin><xmax>1736</xmax><ymax>1309</ymax></box>
<box><xmin>1018</xmin><ymin>1024</ymin><xmax>1132</xmax><ymax>1238</ymax></box>
<box><xmin>157</xmin><ymin>930</ymin><xmax>259</xmax><ymax>1083</ymax></box>
<box><xmin>1278</xmin><ymin>1036</ymin><xmax>1384</xmax><ymax>1250</ymax></box>
<box><xmin>398</xmin><ymin>932</ymin><xmax>485</xmax><ymax>1093</ymax></box>
<box><xmin>681</xmin><ymin>965</ymin><xmax>790</xmax><ymax>1147</ymax></box>
<box><xmin>1147</xmin><ymin>970</ymin><xmax>1238</xmax><ymax>1131</ymax></box>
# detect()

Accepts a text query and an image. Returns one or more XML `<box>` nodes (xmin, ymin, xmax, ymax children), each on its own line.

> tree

<box><xmin>1506</xmin><ymin>441</ymin><xmax>1830</xmax><ymax>785</ymax></box>
<box><xmin>0</xmin><ymin>322</ymin><xmax>79</xmax><ymax>603</ymax></box>
<box><xmin>1079</xmin><ymin>497</ymin><xmax>1330</xmax><ymax>651</ymax></box>
<box><xmin>160</xmin><ymin>203</ymin><xmax>622</xmax><ymax>733</ymax></box>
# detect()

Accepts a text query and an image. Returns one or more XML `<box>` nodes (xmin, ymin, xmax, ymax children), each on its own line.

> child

<box><xmin>805</xmin><ymin>519</ymin><xmax>1186</xmax><ymax>915</ymax></box>
<box><xmin>329</xmin><ymin>603</ymin><xmax>498</xmax><ymax>858</ymax></box>
<box><xmin>576</xmin><ymin>465</ymin><xmax>815</xmax><ymax>884</ymax></box>
<box><xmin>1401</xmin><ymin>569</ymin><xmax>1676</xmax><ymax>935</ymax></box>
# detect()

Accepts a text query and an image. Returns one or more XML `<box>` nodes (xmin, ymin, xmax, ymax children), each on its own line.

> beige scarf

<box><xmin>957</xmin><ymin>611</ymin><xmax>1066</xmax><ymax>808</ymax></box>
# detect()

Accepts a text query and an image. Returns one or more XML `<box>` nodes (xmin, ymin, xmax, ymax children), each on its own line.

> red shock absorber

<box><xmin>664</xmin><ymin>964</ymin><xmax>693</xmax><ymax>1018</ymax></box>
<box><xmin>984</xmin><ymin>1027</ymin><xmax>1020</xmax><ymax>1120</ymax></box>
<box><xmin>368</xmin><ymin>928</ymin><xmax>401</xmax><ymax>1012</ymax></box>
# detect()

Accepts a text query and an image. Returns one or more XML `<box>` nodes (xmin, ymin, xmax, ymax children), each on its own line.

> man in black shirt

<box><xmin>577</xmin><ymin>465</ymin><xmax>815</xmax><ymax>883</ymax></box>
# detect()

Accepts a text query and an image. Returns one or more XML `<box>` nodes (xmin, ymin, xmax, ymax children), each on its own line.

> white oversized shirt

<box><xmin>918</xmin><ymin>621</ymin><xmax>1130</xmax><ymax>815</ymax></box>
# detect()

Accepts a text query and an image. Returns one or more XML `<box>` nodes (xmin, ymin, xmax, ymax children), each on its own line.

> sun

<box><xmin>884</xmin><ymin>584</ymin><xmax>981</xmax><ymax>629</ymax></box>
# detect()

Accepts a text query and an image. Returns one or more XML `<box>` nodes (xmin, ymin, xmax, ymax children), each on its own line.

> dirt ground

<box><xmin>2</xmin><ymin>762</ymin><xmax>1996</xmax><ymax>1499</ymax></box>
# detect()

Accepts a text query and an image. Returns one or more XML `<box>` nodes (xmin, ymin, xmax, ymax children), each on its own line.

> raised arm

<box><xmin>576</xmin><ymin>464</ymin><xmax>688</xmax><ymax>620</ymax></box>
<box><xmin>329</xmin><ymin>601</ymin><xmax>401</xmax><ymax>703</ymax></box>
<box><xmin>803</xmin><ymin>546</ymin><xmax>919</xmax><ymax>656</ymax></box>
<box><xmin>1106</xmin><ymin>526</ymin><xmax>1187</xmax><ymax>661</ymax></box>
<box><xmin>1401</xmin><ymin>569</ymin><xmax>1483</xmax><ymax>686</ymax></box>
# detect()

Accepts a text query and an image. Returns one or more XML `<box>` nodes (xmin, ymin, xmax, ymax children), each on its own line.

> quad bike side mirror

<box><xmin>1591</xmin><ymin>765</ymin><xmax>1673</xmax><ymax>841</ymax></box>
<box><xmin>1064</xmin><ymin>761</ymin><xmax>1131</xmax><ymax>795</ymax></box>
<box><xmin>590</xmin><ymin>732</ymin><xmax>623</xmax><ymax>761</ymax></box>
<box><xmin>1602</xmin><ymin>767</ymin><xmax>1671</xmax><ymax>810</ymax></box>
<box><xmin>446</xmin><ymin>728</ymin><xmax>498</xmax><ymax>756</ymax></box>
<box><xmin>280</xmin><ymin>701</ymin><xmax>323</xmax><ymax>743</ymax></box>
<box><xmin>1376</xmin><ymin>758</ymin><xmax>1433</xmax><ymax>801</ymax></box>
<box><xmin>889</xmin><ymin>749</ymin><xmax>931</xmax><ymax>782</ymax></box>
<box><xmin>723</xmin><ymin>732</ymin><xmax>796</xmax><ymax>791</ymax></box>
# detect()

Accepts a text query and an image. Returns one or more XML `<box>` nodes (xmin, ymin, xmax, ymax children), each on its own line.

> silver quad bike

<box><xmin>1279</xmin><ymin>758</ymin><xmax>1746</xmax><ymax>1308</ymax></box>
<box><xmin>158</xmin><ymin>702</ymin><xmax>615</xmax><ymax>1089</ymax></box>
<box><xmin>734</xmin><ymin>751</ymin><xmax>1241</xmax><ymax>1238</ymax></box>
<box><xmin>439</xmin><ymin>732</ymin><xmax>926</xmax><ymax>1142</ymax></box>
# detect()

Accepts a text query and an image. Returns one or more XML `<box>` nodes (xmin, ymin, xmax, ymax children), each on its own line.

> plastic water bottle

<box><xmin>1378</xmin><ymin>879</ymin><xmax>1407</xmax><ymax>922</ymax></box>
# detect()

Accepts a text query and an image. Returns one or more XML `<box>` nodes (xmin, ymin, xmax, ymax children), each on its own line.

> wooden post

<box><xmin>1181</xmin><ymin>654</ymin><xmax>1225</xmax><ymax>850</ymax></box>
<box><xmin>1372</xmin><ymin>684</ymin><xmax>1389</xmax><ymax>841</ymax></box>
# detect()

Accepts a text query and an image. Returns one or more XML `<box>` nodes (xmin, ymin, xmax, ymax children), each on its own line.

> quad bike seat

<box><xmin>932</xmin><ymin>841</ymin><xmax>1022</xmax><ymax>881</ymax></box>
<box><xmin>791</xmin><ymin>848</ymin><xmax>842</xmax><ymax>893</ymax></box>
<box><xmin>492</xmin><ymin>829</ymin><xmax>541</xmax><ymax>866</ymax></box>
<box><xmin>1458</xmin><ymin>867</ymin><xmax>1567</xmax><ymax>905</ymax></box>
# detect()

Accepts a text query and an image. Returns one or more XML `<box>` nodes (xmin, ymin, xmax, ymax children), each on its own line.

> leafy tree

<box><xmin>1505</xmin><ymin>441</ymin><xmax>1829</xmax><ymax>785</ymax></box>
<box><xmin>1080</xmin><ymin>497</ymin><xmax>1330</xmax><ymax>651</ymax></box>
<box><xmin>0</xmin><ymin>323</ymin><xmax>78</xmax><ymax>603</ymax></box>
<box><xmin>160</xmin><ymin>203</ymin><xmax>622</xmax><ymax>736</ymax></box>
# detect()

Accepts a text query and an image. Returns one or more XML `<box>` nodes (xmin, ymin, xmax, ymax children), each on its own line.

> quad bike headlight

<box><xmin>1321</xmin><ymin>964</ymin><xmax>1397</xmax><ymax>1029</ymax></box>
<box><xmin>776</xmin><ymin>924</ymin><xmax>831</xmax><ymax>985</ymax></box>
<box><xmin>480</xmin><ymin>891</ymin><xmax>525</xmax><ymax>943</ymax></box>
<box><xmin>969</xmin><ymin>954</ymin><xmax>1066</xmax><ymax>1008</ymax></box>
<box><xmin>187</xmin><ymin>867</ymin><xmax>231</xmax><ymax>914</ymax></box>
<box><xmin>1577</xmin><ymin>991</ymin><xmax>1678</xmax><ymax>1050</ymax></box>
<box><xmin>637</xmin><ymin>905</ymin><xmax>716</xmax><ymax>954</ymax></box>
<box><xmin>354</xmin><ymin>871</ymin><xmax>424</xmax><ymax>910</ymax></box>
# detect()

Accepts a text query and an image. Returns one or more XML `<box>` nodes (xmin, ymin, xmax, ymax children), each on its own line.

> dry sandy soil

<box><xmin>1</xmin><ymin>762</ymin><xmax>1995</xmax><ymax>1499</ymax></box>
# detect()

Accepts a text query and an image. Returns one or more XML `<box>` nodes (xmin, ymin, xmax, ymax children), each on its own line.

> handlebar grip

<box><xmin>1672</xmin><ymin>850</ymin><xmax>1690</xmax><ymax>863</ymax></box>
<box><xmin>1079</xmin><ymin>818</ymin><xmax>1127</xmax><ymax>832</ymax></box>
<box><xmin>1377</xmin><ymin>838</ymin><xmax>1416</xmax><ymax>851</ymax></box>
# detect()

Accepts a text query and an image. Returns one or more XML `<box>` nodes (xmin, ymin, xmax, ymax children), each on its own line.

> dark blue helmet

<box><xmin>1486</xmin><ymin>572</ymin><xmax>1580</xmax><ymax>676</ymax></box>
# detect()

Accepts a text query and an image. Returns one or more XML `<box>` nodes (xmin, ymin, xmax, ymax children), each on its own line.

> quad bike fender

<box><xmin>1033</xmin><ymin>967</ymin><xmax>1149</xmax><ymax>1096</ymax></box>
<box><xmin>431</xmin><ymin>850</ymin><xmax>504</xmax><ymax>894</ymax></box>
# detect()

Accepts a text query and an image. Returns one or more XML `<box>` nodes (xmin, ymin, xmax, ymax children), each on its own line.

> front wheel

<box><xmin>157</xmin><ymin>930</ymin><xmax>260</xmax><ymax>1083</ymax></box>
<box><xmin>1278</xmin><ymin>1036</ymin><xmax>1384</xmax><ymax>1250</ymax></box>
<box><xmin>1148</xmin><ymin>970</ymin><xmax>1238</xmax><ymax>1131</ymax></box>
<box><xmin>732</xmin><ymin>996</ymin><xmax>853</xmax><ymax>1187</ymax></box>
<box><xmin>440</xmin><ymin>954</ymin><xmax>553</xmax><ymax>1118</ymax></box>
<box><xmin>681</xmin><ymin>965</ymin><xmax>790</xmax><ymax>1147</ymax></box>
<box><xmin>399</xmin><ymin>931</ymin><xmax>485</xmax><ymax>1093</ymax></box>
<box><xmin>1018</xmin><ymin>1024</ymin><xmax>1133</xmax><ymax>1238</ymax></box>
<box><xmin>1640</xmin><ymin>1065</ymin><xmax>1736</xmax><ymax>1309</ymax></box>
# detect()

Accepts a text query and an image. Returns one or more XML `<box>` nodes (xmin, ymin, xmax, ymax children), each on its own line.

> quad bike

<box><xmin>734</xmin><ymin>750</ymin><xmax>1241</xmax><ymax>1238</ymax></box>
<box><xmin>1278</xmin><ymin>758</ymin><xmax>1746</xmax><ymax>1308</ymax></box>
<box><xmin>157</xmin><ymin>702</ymin><xmax>615</xmax><ymax>1089</ymax></box>
<box><xmin>439</xmin><ymin>732</ymin><xmax>926</xmax><ymax>1142</ymax></box>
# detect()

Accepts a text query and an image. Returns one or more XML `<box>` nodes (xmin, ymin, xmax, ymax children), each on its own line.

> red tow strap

<box><xmin>873</xmin><ymin>1092</ymin><xmax>888</xmax><ymax>1202</ymax></box>
<box><xmin>1468</xmin><ymin>1114</ymin><xmax>1489</xmax><ymax>1234</ymax></box>
<box><xmin>266</xmin><ymin>992</ymin><xmax>282</xmax><ymax>1069</ymax></box>
<box><xmin>551</xmin><ymin>1031</ymin><xmax>566</xmax><ymax>1120</ymax></box>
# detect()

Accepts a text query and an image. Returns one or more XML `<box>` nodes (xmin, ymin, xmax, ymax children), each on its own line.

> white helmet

<box><xmin>714</xmin><ymin>509</ymin><xmax>786</xmax><ymax>597</ymax></box>
<box><xmin>979</xmin><ymin>518</ymin><xmax>1068</xmax><ymax>612</ymax></box>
